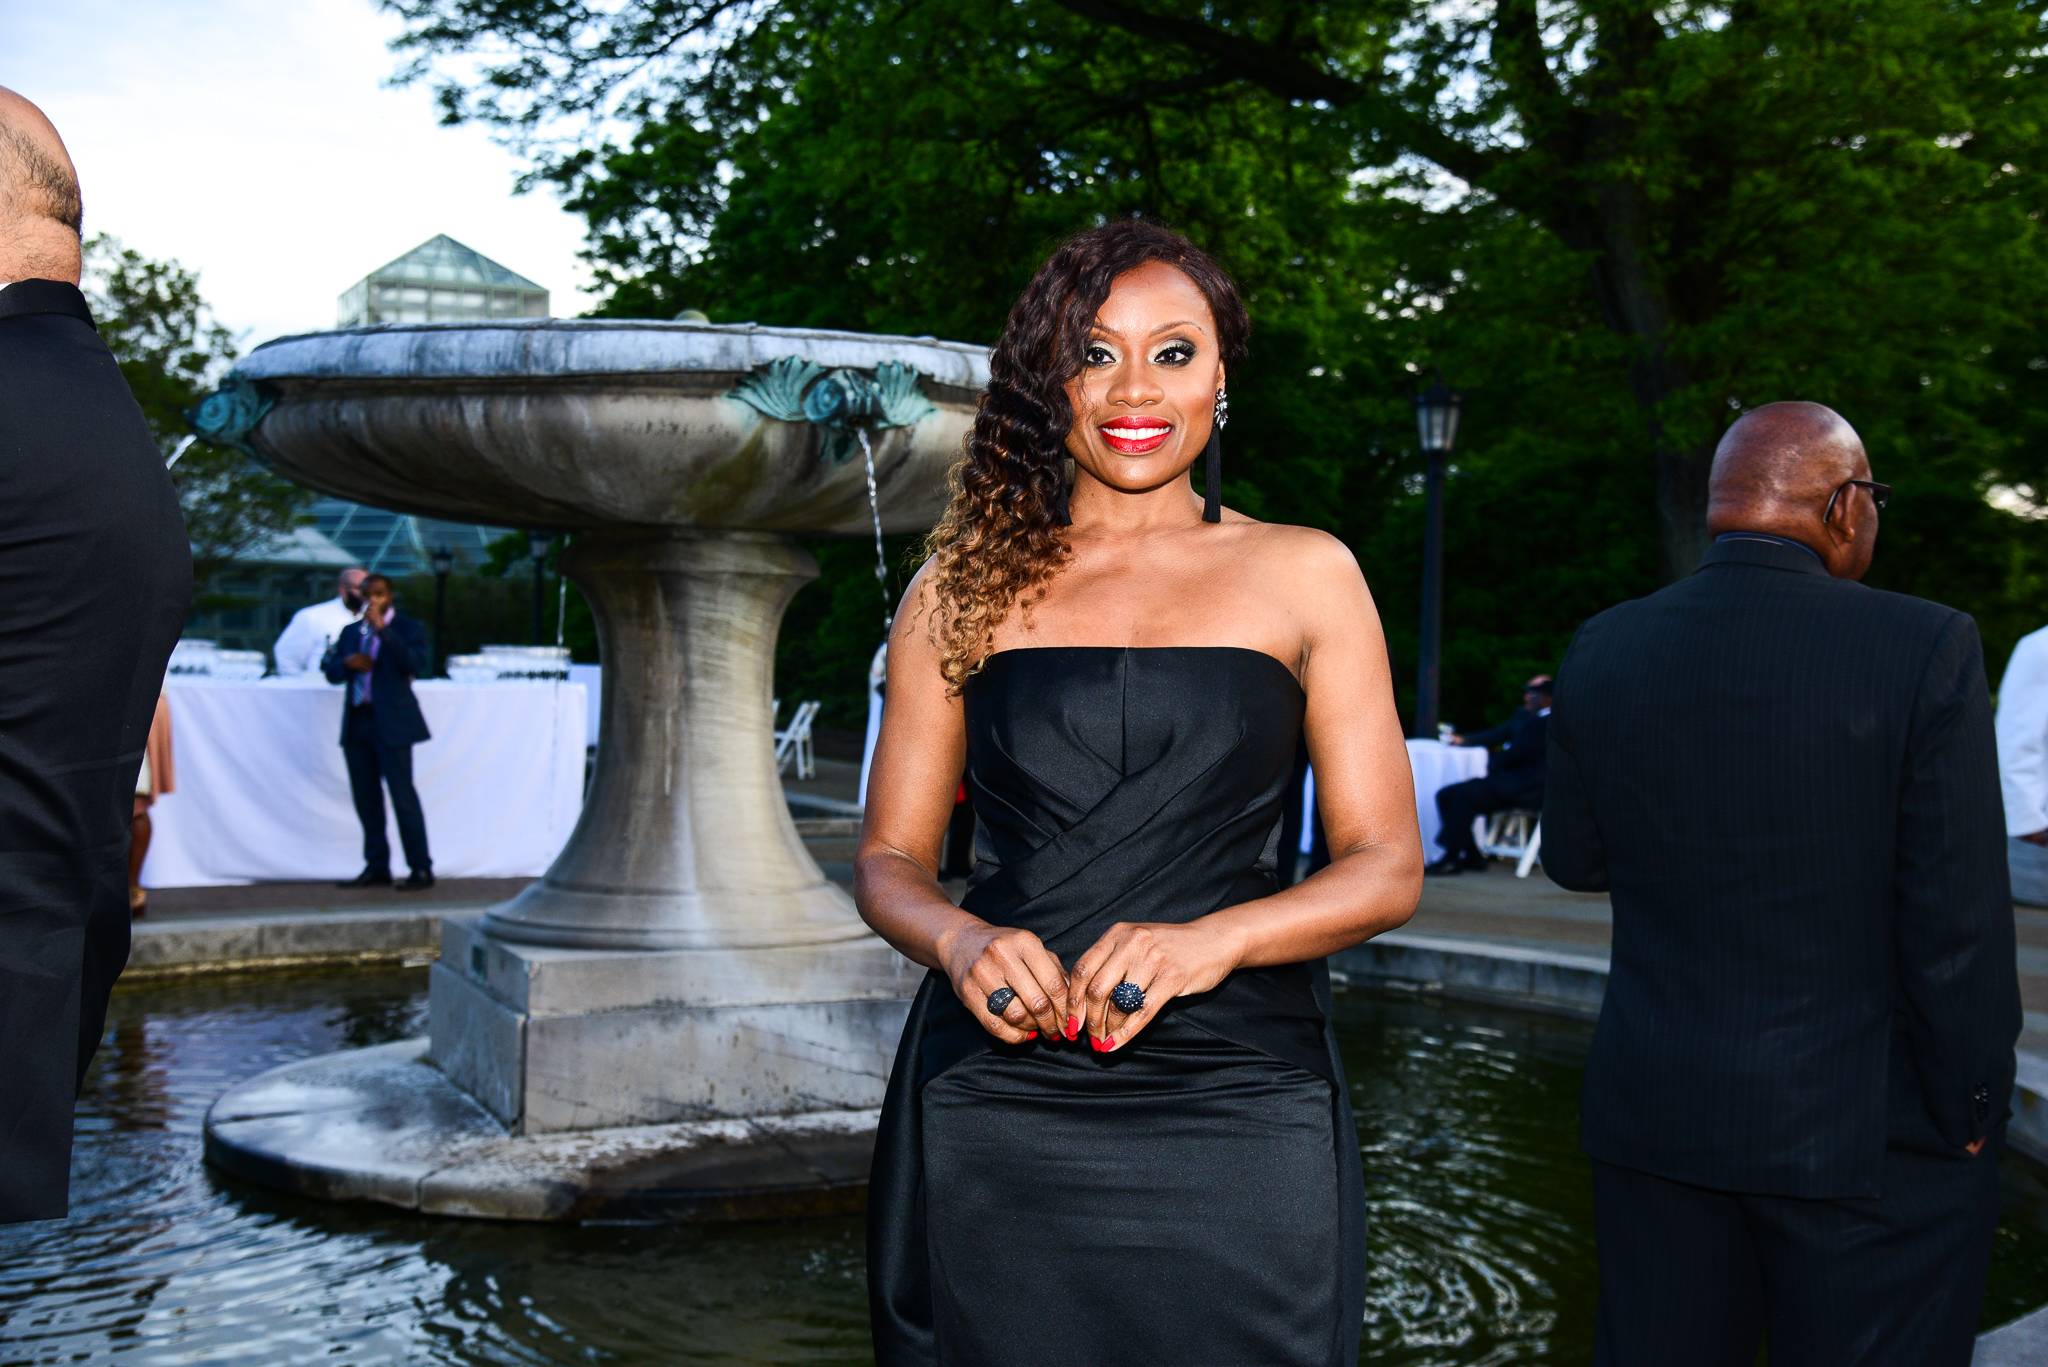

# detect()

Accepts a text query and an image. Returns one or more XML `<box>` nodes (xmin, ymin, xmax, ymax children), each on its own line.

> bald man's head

<box><xmin>0</xmin><ymin>87</ymin><xmax>83</xmax><ymax>285</ymax></box>
<box><xmin>1706</xmin><ymin>402</ymin><xmax>1878</xmax><ymax>579</ymax></box>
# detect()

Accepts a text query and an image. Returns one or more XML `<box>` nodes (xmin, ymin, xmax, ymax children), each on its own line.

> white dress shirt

<box><xmin>1994</xmin><ymin>623</ymin><xmax>2048</xmax><ymax>836</ymax></box>
<box><xmin>272</xmin><ymin>596</ymin><xmax>362</xmax><ymax>676</ymax></box>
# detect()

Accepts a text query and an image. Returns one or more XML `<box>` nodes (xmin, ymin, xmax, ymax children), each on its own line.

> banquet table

<box><xmin>143</xmin><ymin>677</ymin><xmax>588</xmax><ymax>888</ymax></box>
<box><xmin>1293</xmin><ymin>739</ymin><xmax>1489</xmax><ymax>859</ymax></box>
<box><xmin>1405</xmin><ymin>739</ymin><xmax>1489</xmax><ymax>854</ymax></box>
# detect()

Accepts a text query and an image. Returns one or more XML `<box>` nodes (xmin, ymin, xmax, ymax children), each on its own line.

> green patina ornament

<box><xmin>728</xmin><ymin>356</ymin><xmax>826</xmax><ymax>423</ymax></box>
<box><xmin>727</xmin><ymin>356</ymin><xmax>939</xmax><ymax>465</ymax></box>
<box><xmin>185</xmin><ymin>376</ymin><xmax>276</xmax><ymax>460</ymax></box>
<box><xmin>872</xmin><ymin>361</ymin><xmax>937</xmax><ymax>430</ymax></box>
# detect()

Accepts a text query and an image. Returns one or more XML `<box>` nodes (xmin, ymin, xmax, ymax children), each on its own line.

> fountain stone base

<box><xmin>203</xmin><ymin>1040</ymin><xmax>896</xmax><ymax>1222</ymax></box>
<box><xmin>428</xmin><ymin>915</ymin><xmax>919</xmax><ymax>1132</ymax></box>
<box><xmin>202</xmin><ymin>913</ymin><xmax>920</xmax><ymax>1221</ymax></box>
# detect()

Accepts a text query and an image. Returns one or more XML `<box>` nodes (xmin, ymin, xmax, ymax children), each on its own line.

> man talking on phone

<box><xmin>323</xmin><ymin>573</ymin><xmax>434</xmax><ymax>889</ymax></box>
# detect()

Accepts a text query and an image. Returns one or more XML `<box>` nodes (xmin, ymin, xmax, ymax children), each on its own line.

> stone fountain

<box><xmin>193</xmin><ymin>320</ymin><xmax>987</xmax><ymax>1219</ymax></box>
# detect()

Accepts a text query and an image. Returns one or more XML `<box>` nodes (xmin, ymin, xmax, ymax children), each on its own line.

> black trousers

<box><xmin>1591</xmin><ymin>1145</ymin><xmax>2002</xmax><ymax>1367</ymax></box>
<box><xmin>1432</xmin><ymin>773</ymin><xmax>1541</xmax><ymax>858</ymax></box>
<box><xmin>342</xmin><ymin>706</ymin><xmax>431</xmax><ymax>876</ymax></box>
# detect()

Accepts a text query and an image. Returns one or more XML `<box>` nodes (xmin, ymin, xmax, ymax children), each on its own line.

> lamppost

<box><xmin>1413</xmin><ymin>373</ymin><xmax>1463</xmax><ymax>739</ymax></box>
<box><xmin>430</xmin><ymin>545</ymin><xmax>454</xmax><ymax>675</ymax></box>
<box><xmin>528</xmin><ymin>530</ymin><xmax>551</xmax><ymax>645</ymax></box>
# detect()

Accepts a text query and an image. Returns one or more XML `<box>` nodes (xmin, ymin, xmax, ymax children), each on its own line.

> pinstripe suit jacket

<box><xmin>1544</xmin><ymin>536</ymin><xmax>2020</xmax><ymax>1199</ymax></box>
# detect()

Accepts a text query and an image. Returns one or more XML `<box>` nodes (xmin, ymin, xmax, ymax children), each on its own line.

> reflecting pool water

<box><xmin>1</xmin><ymin>967</ymin><xmax>2043</xmax><ymax>1364</ymax></box>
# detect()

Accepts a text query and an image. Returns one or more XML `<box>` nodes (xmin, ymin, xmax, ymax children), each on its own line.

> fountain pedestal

<box><xmin>483</xmin><ymin>530</ymin><xmax>861</xmax><ymax>951</ymax></box>
<box><xmin>430</xmin><ymin>521</ymin><xmax>917</xmax><ymax>1133</ymax></box>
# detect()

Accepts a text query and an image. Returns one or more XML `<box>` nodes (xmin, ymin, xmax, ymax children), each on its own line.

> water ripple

<box><xmin>2</xmin><ymin>969</ymin><xmax>2042</xmax><ymax>1364</ymax></box>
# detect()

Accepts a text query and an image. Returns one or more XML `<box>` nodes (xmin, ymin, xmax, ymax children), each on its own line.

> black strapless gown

<box><xmin>868</xmin><ymin>647</ymin><xmax>1367</xmax><ymax>1365</ymax></box>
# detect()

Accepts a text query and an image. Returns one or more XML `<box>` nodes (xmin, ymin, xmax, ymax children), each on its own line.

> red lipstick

<box><xmin>1098</xmin><ymin>415</ymin><xmax>1172</xmax><ymax>455</ymax></box>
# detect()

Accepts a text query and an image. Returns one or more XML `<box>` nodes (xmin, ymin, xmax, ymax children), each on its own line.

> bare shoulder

<box><xmin>1232</xmin><ymin>520</ymin><xmax>1367</xmax><ymax>594</ymax></box>
<box><xmin>887</xmin><ymin>556</ymin><xmax>946</xmax><ymax>667</ymax></box>
<box><xmin>899</xmin><ymin>552</ymin><xmax>942</xmax><ymax>612</ymax></box>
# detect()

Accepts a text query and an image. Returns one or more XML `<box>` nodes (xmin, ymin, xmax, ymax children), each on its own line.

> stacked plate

<box><xmin>444</xmin><ymin>646</ymin><xmax>573</xmax><ymax>684</ymax></box>
<box><xmin>212</xmin><ymin>649</ymin><xmax>268</xmax><ymax>681</ymax></box>
<box><xmin>167</xmin><ymin>639</ymin><xmax>220</xmax><ymax>676</ymax></box>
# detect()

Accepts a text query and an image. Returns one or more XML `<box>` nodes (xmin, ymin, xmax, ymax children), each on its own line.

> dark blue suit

<box><xmin>322</xmin><ymin>613</ymin><xmax>432</xmax><ymax>875</ymax></box>
<box><xmin>1433</xmin><ymin>706</ymin><xmax>1549</xmax><ymax>860</ymax></box>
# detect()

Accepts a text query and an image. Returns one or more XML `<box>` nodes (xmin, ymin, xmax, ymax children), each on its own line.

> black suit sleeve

<box><xmin>1893</xmin><ymin>613</ymin><xmax>2021</xmax><ymax>1147</ymax></box>
<box><xmin>378</xmin><ymin>618</ymin><xmax>423</xmax><ymax>677</ymax></box>
<box><xmin>1541</xmin><ymin>634</ymin><xmax>1608</xmax><ymax>892</ymax></box>
<box><xmin>1460</xmin><ymin>718</ymin><xmax>1512</xmax><ymax>749</ymax></box>
<box><xmin>321</xmin><ymin>625</ymin><xmax>353</xmax><ymax>684</ymax></box>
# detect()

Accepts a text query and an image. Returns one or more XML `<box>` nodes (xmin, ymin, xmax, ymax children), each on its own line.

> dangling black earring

<box><xmin>1051</xmin><ymin>455</ymin><xmax>1073</xmax><ymax>526</ymax></box>
<box><xmin>1203</xmin><ymin>387</ymin><xmax>1228</xmax><ymax>523</ymax></box>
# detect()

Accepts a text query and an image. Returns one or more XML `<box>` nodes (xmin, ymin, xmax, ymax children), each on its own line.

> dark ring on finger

<box><xmin>1111</xmin><ymin>981</ymin><xmax>1145</xmax><ymax>1013</ymax></box>
<box><xmin>985</xmin><ymin>987</ymin><xmax>1016</xmax><ymax>1016</ymax></box>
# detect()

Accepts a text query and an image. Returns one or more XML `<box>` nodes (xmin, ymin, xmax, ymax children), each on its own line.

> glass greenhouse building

<box><xmin>336</xmin><ymin>233</ymin><xmax>549</xmax><ymax>327</ymax></box>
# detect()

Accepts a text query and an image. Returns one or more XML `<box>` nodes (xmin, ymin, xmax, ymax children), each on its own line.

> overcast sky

<box><xmin>8</xmin><ymin>0</ymin><xmax>600</xmax><ymax>351</ymax></box>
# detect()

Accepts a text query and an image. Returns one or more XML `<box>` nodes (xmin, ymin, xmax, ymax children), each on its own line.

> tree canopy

<box><xmin>84</xmin><ymin>234</ymin><xmax>313</xmax><ymax>592</ymax></box>
<box><xmin>384</xmin><ymin>0</ymin><xmax>2048</xmax><ymax>726</ymax></box>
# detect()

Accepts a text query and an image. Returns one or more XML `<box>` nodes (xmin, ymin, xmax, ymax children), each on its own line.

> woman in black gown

<box><xmin>858</xmin><ymin>221</ymin><xmax>1424</xmax><ymax>1365</ymax></box>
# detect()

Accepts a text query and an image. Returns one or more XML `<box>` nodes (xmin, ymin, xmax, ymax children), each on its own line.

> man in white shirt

<box><xmin>272</xmin><ymin>567</ymin><xmax>365</xmax><ymax>676</ymax></box>
<box><xmin>1995</xmin><ymin>622</ymin><xmax>2048</xmax><ymax>906</ymax></box>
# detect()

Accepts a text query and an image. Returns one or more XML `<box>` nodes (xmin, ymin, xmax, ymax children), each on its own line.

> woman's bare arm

<box><xmin>1212</xmin><ymin>529</ymin><xmax>1424</xmax><ymax>964</ymax></box>
<box><xmin>852</xmin><ymin>560</ymin><xmax>1072</xmax><ymax>1042</ymax></box>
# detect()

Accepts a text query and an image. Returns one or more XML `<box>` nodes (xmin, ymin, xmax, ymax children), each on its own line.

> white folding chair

<box><xmin>773</xmin><ymin>699</ymin><xmax>821</xmax><ymax>779</ymax></box>
<box><xmin>1479</xmin><ymin>809</ymin><xmax>1543</xmax><ymax>878</ymax></box>
<box><xmin>795</xmin><ymin>701</ymin><xmax>818</xmax><ymax>780</ymax></box>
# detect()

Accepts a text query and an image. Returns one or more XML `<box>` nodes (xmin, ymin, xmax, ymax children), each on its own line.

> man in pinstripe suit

<box><xmin>1544</xmin><ymin>402</ymin><xmax>2021</xmax><ymax>1365</ymax></box>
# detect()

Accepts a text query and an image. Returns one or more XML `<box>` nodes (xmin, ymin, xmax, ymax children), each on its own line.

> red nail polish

<box><xmin>1102</xmin><ymin>1038</ymin><xmax>1115</xmax><ymax>1050</ymax></box>
<box><xmin>1025</xmin><ymin>1030</ymin><xmax>1038</xmax><ymax>1039</ymax></box>
<box><xmin>1065</xmin><ymin>1016</ymin><xmax>1080</xmax><ymax>1039</ymax></box>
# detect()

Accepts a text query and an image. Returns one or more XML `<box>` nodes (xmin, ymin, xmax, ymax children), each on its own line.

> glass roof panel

<box><xmin>336</xmin><ymin>234</ymin><xmax>548</xmax><ymax>324</ymax></box>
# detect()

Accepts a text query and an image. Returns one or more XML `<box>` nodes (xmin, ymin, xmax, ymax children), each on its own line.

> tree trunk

<box><xmin>1583</xmin><ymin>182</ymin><xmax>1710</xmax><ymax>582</ymax></box>
<box><xmin>1655</xmin><ymin>436</ymin><xmax>1715</xmax><ymax>581</ymax></box>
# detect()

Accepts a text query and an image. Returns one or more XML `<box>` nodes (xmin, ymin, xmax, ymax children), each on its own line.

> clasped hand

<box><xmin>938</xmin><ymin>917</ymin><xmax>1244</xmax><ymax>1052</ymax></box>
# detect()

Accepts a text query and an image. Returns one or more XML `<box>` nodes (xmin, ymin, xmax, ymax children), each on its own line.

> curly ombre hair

<box><xmin>920</xmin><ymin>220</ymin><xmax>1251</xmax><ymax>692</ymax></box>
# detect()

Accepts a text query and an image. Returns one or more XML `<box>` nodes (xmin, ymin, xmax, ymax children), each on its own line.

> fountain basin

<box><xmin>230</xmin><ymin>320</ymin><xmax>987</xmax><ymax>533</ymax></box>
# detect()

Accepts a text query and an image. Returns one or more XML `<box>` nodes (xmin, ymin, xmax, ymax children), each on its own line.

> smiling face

<box><xmin>1062</xmin><ymin>260</ymin><xmax>1226</xmax><ymax>508</ymax></box>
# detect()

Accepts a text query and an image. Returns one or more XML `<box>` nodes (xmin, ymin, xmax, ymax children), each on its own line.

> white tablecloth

<box><xmin>1293</xmin><ymin>739</ymin><xmax>1491</xmax><ymax>857</ymax></box>
<box><xmin>143</xmin><ymin>678</ymin><xmax>588</xmax><ymax>887</ymax></box>
<box><xmin>568</xmin><ymin>664</ymin><xmax>603</xmax><ymax>743</ymax></box>
<box><xmin>1406</xmin><ymin>739</ymin><xmax>1489</xmax><ymax>853</ymax></box>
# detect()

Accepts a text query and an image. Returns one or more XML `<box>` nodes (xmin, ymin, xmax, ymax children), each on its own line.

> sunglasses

<box><xmin>1824</xmin><ymin>478</ymin><xmax>1891</xmax><ymax>523</ymax></box>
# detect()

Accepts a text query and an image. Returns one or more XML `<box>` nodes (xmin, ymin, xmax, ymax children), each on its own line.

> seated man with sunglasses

<box><xmin>1425</xmin><ymin>675</ymin><xmax>1553</xmax><ymax>875</ymax></box>
<box><xmin>1542</xmin><ymin>401</ymin><xmax>2019</xmax><ymax>1366</ymax></box>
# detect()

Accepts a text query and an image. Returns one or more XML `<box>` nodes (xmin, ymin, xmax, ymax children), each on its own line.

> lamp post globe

<box><xmin>1412</xmin><ymin>373</ymin><xmax>1462</xmax><ymax>739</ymax></box>
<box><xmin>1415</xmin><ymin>375</ymin><xmax>1463</xmax><ymax>459</ymax></box>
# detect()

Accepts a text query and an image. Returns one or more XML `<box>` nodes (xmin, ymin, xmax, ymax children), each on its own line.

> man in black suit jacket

<box><xmin>0</xmin><ymin>89</ymin><xmax>191</xmax><ymax>1223</ymax></box>
<box><xmin>322</xmin><ymin>574</ymin><xmax>435</xmax><ymax>890</ymax></box>
<box><xmin>1544</xmin><ymin>402</ymin><xmax>2020</xmax><ymax>1365</ymax></box>
<box><xmin>1425</xmin><ymin>675</ymin><xmax>1551</xmax><ymax>875</ymax></box>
